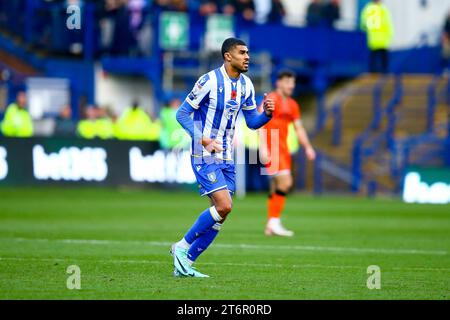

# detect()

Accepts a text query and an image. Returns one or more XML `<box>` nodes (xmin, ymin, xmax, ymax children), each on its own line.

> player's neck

<box><xmin>223</xmin><ymin>63</ymin><xmax>241</xmax><ymax>80</ymax></box>
<box><xmin>276</xmin><ymin>89</ymin><xmax>288</xmax><ymax>99</ymax></box>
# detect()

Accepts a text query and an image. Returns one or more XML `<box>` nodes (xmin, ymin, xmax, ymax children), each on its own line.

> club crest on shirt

<box><xmin>225</xmin><ymin>100</ymin><xmax>239</xmax><ymax>120</ymax></box>
<box><xmin>207</xmin><ymin>172</ymin><xmax>217</xmax><ymax>183</ymax></box>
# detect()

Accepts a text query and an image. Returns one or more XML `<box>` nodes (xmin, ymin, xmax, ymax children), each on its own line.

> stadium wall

<box><xmin>95</xmin><ymin>65</ymin><xmax>155</xmax><ymax>116</ymax></box>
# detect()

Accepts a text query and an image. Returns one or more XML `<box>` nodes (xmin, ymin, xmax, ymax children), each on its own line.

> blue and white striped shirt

<box><xmin>185</xmin><ymin>65</ymin><xmax>257</xmax><ymax>160</ymax></box>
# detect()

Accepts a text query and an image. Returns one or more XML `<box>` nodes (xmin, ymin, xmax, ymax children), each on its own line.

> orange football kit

<box><xmin>262</xmin><ymin>92</ymin><xmax>301</xmax><ymax>220</ymax></box>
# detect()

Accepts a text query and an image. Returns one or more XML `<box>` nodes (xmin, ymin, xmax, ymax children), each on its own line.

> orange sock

<box><xmin>268</xmin><ymin>192</ymin><xmax>286</xmax><ymax>219</ymax></box>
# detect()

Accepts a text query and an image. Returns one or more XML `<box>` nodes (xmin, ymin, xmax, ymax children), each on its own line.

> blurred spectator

<box><xmin>199</xmin><ymin>1</ymin><xmax>219</xmax><ymax>16</ymax></box>
<box><xmin>115</xmin><ymin>100</ymin><xmax>161</xmax><ymax>141</ymax></box>
<box><xmin>76</xmin><ymin>105</ymin><xmax>114</xmax><ymax>139</ymax></box>
<box><xmin>128</xmin><ymin>0</ymin><xmax>146</xmax><ymax>31</ymax></box>
<box><xmin>77</xmin><ymin>106</ymin><xmax>98</xmax><ymax>139</ymax></box>
<box><xmin>230</xmin><ymin>0</ymin><xmax>256</xmax><ymax>23</ymax></box>
<box><xmin>54</xmin><ymin>105</ymin><xmax>76</xmax><ymax>137</ymax></box>
<box><xmin>110</xmin><ymin>0</ymin><xmax>135</xmax><ymax>56</ymax></box>
<box><xmin>253</xmin><ymin>0</ymin><xmax>285</xmax><ymax>24</ymax></box>
<box><xmin>171</xmin><ymin>0</ymin><xmax>188</xmax><ymax>11</ymax></box>
<box><xmin>152</xmin><ymin>0</ymin><xmax>187</xmax><ymax>12</ymax></box>
<box><xmin>99</xmin><ymin>0</ymin><xmax>118</xmax><ymax>54</ymax></box>
<box><xmin>0</xmin><ymin>91</ymin><xmax>33</xmax><ymax>138</ymax></box>
<box><xmin>127</xmin><ymin>0</ymin><xmax>146</xmax><ymax>56</ymax></box>
<box><xmin>95</xmin><ymin>107</ymin><xmax>115</xmax><ymax>139</ymax></box>
<box><xmin>323</xmin><ymin>0</ymin><xmax>340</xmax><ymax>28</ymax></box>
<box><xmin>159</xmin><ymin>97</ymin><xmax>189</xmax><ymax>149</ymax></box>
<box><xmin>266</xmin><ymin>0</ymin><xmax>285</xmax><ymax>24</ymax></box>
<box><xmin>306</xmin><ymin>0</ymin><xmax>323</xmax><ymax>27</ymax></box>
<box><xmin>441</xmin><ymin>11</ymin><xmax>450</xmax><ymax>71</ymax></box>
<box><xmin>360</xmin><ymin>0</ymin><xmax>394</xmax><ymax>74</ymax></box>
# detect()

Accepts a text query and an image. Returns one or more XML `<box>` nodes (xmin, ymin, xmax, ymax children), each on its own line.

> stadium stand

<box><xmin>0</xmin><ymin>0</ymin><xmax>448</xmax><ymax>196</ymax></box>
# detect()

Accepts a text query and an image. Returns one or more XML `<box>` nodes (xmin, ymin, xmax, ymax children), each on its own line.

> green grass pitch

<box><xmin>0</xmin><ymin>187</ymin><xmax>449</xmax><ymax>300</ymax></box>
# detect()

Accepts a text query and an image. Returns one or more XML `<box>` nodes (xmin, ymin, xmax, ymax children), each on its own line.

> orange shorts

<box><xmin>264</xmin><ymin>152</ymin><xmax>292</xmax><ymax>176</ymax></box>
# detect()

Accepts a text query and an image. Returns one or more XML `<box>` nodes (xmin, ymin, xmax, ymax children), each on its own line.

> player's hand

<box><xmin>305</xmin><ymin>146</ymin><xmax>316</xmax><ymax>161</ymax></box>
<box><xmin>201</xmin><ymin>137</ymin><xmax>223</xmax><ymax>153</ymax></box>
<box><xmin>263</xmin><ymin>93</ymin><xmax>275</xmax><ymax>117</ymax></box>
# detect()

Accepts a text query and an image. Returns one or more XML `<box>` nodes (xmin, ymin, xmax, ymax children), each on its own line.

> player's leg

<box><xmin>186</xmin><ymin>163</ymin><xmax>235</xmax><ymax>264</ymax></box>
<box><xmin>266</xmin><ymin>155</ymin><xmax>294</xmax><ymax>236</ymax></box>
<box><xmin>171</xmin><ymin>163</ymin><xmax>229</xmax><ymax>277</ymax></box>
<box><xmin>187</xmin><ymin>192</ymin><xmax>230</xmax><ymax>264</ymax></box>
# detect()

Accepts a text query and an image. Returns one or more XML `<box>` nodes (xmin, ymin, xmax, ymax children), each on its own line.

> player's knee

<box><xmin>216</xmin><ymin>202</ymin><xmax>233</xmax><ymax>216</ymax></box>
<box><xmin>275</xmin><ymin>189</ymin><xmax>289</xmax><ymax>197</ymax></box>
<box><xmin>279</xmin><ymin>178</ymin><xmax>293</xmax><ymax>192</ymax></box>
<box><xmin>277</xmin><ymin>184</ymin><xmax>291</xmax><ymax>194</ymax></box>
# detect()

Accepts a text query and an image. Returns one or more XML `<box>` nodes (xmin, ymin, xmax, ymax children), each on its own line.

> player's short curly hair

<box><xmin>221</xmin><ymin>38</ymin><xmax>247</xmax><ymax>59</ymax></box>
<box><xmin>277</xmin><ymin>69</ymin><xmax>296</xmax><ymax>80</ymax></box>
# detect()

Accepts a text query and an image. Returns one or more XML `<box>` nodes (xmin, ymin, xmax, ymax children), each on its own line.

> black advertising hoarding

<box><xmin>0</xmin><ymin>137</ymin><xmax>197</xmax><ymax>189</ymax></box>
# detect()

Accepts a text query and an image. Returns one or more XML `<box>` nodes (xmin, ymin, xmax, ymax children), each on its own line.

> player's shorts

<box><xmin>191</xmin><ymin>156</ymin><xmax>236</xmax><ymax>197</ymax></box>
<box><xmin>264</xmin><ymin>152</ymin><xmax>292</xmax><ymax>176</ymax></box>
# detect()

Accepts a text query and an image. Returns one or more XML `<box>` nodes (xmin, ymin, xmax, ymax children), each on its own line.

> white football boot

<box><xmin>265</xmin><ymin>218</ymin><xmax>294</xmax><ymax>237</ymax></box>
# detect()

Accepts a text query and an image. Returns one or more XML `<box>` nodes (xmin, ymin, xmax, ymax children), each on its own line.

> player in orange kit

<box><xmin>259</xmin><ymin>70</ymin><xmax>316</xmax><ymax>236</ymax></box>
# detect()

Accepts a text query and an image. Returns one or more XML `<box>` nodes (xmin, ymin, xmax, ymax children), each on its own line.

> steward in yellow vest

<box><xmin>1</xmin><ymin>91</ymin><xmax>33</xmax><ymax>137</ymax></box>
<box><xmin>77</xmin><ymin>107</ymin><xmax>98</xmax><ymax>139</ymax></box>
<box><xmin>360</xmin><ymin>0</ymin><xmax>394</xmax><ymax>73</ymax></box>
<box><xmin>115</xmin><ymin>103</ymin><xmax>161</xmax><ymax>141</ymax></box>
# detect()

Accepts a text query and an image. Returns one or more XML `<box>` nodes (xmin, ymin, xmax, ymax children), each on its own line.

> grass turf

<box><xmin>0</xmin><ymin>187</ymin><xmax>449</xmax><ymax>300</ymax></box>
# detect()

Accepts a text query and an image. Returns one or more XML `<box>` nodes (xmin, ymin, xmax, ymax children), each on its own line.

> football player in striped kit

<box><xmin>171</xmin><ymin>38</ymin><xmax>275</xmax><ymax>277</ymax></box>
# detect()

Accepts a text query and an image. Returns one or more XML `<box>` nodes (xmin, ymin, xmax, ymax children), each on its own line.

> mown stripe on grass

<box><xmin>2</xmin><ymin>237</ymin><xmax>448</xmax><ymax>256</ymax></box>
<box><xmin>1</xmin><ymin>256</ymin><xmax>450</xmax><ymax>272</ymax></box>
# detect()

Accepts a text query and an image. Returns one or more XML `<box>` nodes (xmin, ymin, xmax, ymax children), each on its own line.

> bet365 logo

<box><xmin>66</xmin><ymin>5</ymin><xmax>81</xmax><ymax>30</ymax></box>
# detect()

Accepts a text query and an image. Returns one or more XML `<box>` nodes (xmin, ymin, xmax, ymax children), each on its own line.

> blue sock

<box><xmin>183</xmin><ymin>206</ymin><xmax>222</xmax><ymax>244</ymax></box>
<box><xmin>188</xmin><ymin>222</ymin><xmax>222</xmax><ymax>262</ymax></box>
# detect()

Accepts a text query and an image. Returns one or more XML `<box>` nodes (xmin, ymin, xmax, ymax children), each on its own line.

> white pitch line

<box><xmin>2</xmin><ymin>237</ymin><xmax>448</xmax><ymax>256</ymax></box>
<box><xmin>1</xmin><ymin>257</ymin><xmax>450</xmax><ymax>273</ymax></box>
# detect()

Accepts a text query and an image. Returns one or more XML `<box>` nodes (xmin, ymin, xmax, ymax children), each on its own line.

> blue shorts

<box><xmin>191</xmin><ymin>157</ymin><xmax>236</xmax><ymax>197</ymax></box>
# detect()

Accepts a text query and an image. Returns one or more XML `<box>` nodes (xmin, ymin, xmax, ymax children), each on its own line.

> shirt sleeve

<box><xmin>242</xmin><ymin>107</ymin><xmax>272</xmax><ymax>130</ymax></box>
<box><xmin>185</xmin><ymin>74</ymin><xmax>211</xmax><ymax>110</ymax></box>
<box><xmin>176</xmin><ymin>101</ymin><xmax>203</xmax><ymax>140</ymax></box>
<box><xmin>242</xmin><ymin>79</ymin><xmax>257</xmax><ymax>111</ymax></box>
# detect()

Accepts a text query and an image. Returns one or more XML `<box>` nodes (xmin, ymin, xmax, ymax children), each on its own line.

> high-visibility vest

<box><xmin>360</xmin><ymin>2</ymin><xmax>394</xmax><ymax>50</ymax></box>
<box><xmin>95</xmin><ymin>118</ymin><xmax>115</xmax><ymax>140</ymax></box>
<box><xmin>0</xmin><ymin>103</ymin><xmax>33</xmax><ymax>137</ymax></box>
<box><xmin>77</xmin><ymin>119</ymin><xmax>97</xmax><ymax>139</ymax></box>
<box><xmin>115</xmin><ymin>107</ymin><xmax>159</xmax><ymax>141</ymax></box>
<box><xmin>159</xmin><ymin>107</ymin><xmax>189</xmax><ymax>149</ymax></box>
<box><xmin>287</xmin><ymin>123</ymin><xmax>299</xmax><ymax>154</ymax></box>
<box><xmin>148</xmin><ymin>119</ymin><xmax>162</xmax><ymax>142</ymax></box>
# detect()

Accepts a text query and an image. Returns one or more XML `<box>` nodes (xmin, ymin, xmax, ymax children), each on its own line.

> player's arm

<box><xmin>176</xmin><ymin>102</ymin><xmax>202</xmax><ymax>142</ymax></box>
<box><xmin>293</xmin><ymin>119</ymin><xmax>316</xmax><ymax>161</ymax></box>
<box><xmin>176</xmin><ymin>103</ymin><xmax>223</xmax><ymax>153</ymax></box>
<box><xmin>176</xmin><ymin>74</ymin><xmax>223</xmax><ymax>153</ymax></box>
<box><xmin>242</xmin><ymin>107</ymin><xmax>273</xmax><ymax>130</ymax></box>
<box><xmin>242</xmin><ymin>84</ymin><xmax>275</xmax><ymax>130</ymax></box>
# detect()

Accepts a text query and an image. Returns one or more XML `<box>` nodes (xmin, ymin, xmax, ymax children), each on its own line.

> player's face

<box><xmin>229</xmin><ymin>45</ymin><xmax>250</xmax><ymax>73</ymax></box>
<box><xmin>277</xmin><ymin>77</ymin><xmax>296</xmax><ymax>97</ymax></box>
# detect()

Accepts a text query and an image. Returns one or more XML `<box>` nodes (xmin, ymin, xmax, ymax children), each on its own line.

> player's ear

<box><xmin>224</xmin><ymin>52</ymin><xmax>232</xmax><ymax>62</ymax></box>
